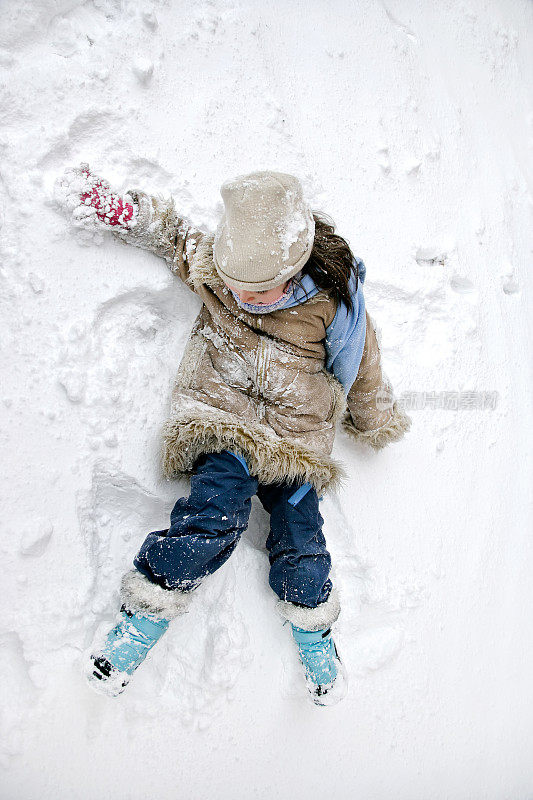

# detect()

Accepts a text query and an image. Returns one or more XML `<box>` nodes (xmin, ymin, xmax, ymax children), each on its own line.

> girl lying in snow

<box><xmin>56</xmin><ymin>164</ymin><xmax>411</xmax><ymax>706</ymax></box>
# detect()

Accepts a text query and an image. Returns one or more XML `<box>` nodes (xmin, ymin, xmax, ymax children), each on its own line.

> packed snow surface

<box><xmin>1</xmin><ymin>1</ymin><xmax>532</xmax><ymax>798</ymax></box>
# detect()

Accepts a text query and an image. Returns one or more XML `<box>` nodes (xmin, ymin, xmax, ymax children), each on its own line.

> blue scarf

<box><xmin>229</xmin><ymin>260</ymin><xmax>367</xmax><ymax>394</ymax></box>
<box><xmin>278</xmin><ymin>260</ymin><xmax>368</xmax><ymax>393</ymax></box>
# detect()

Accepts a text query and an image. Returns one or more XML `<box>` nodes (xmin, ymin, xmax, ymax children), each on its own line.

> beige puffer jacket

<box><xmin>112</xmin><ymin>188</ymin><xmax>411</xmax><ymax>495</ymax></box>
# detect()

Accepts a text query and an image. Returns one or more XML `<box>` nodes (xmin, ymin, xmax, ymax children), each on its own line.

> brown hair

<box><xmin>292</xmin><ymin>212</ymin><xmax>359</xmax><ymax>312</ymax></box>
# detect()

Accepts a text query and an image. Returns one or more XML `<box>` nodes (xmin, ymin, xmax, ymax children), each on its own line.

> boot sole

<box><xmin>85</xmin><ymin>655</ymin><xmax>130</xmax><ymax>698</ymax></box>
<box><xmin>305</xmin><ymin>644</ymin><xmax>349</xmax><ymax>707</ymax></box>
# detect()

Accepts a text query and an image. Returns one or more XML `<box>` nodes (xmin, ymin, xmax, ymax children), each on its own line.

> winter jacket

<box><xmin>111</xmin><ymin>189</ymin><xmax>411</xmax><ymax>495</ymax></box>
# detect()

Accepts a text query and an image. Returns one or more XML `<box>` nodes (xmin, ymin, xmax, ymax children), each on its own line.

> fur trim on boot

<box><xmin>342</xmin><ymin>401</ymin><xmax>412</xmax><ymax>451</ymax></box>
<box><xmin>120</xmin><ymin>569</ymin><xmax>193</xmax><ymax>620</ymax></box>
<box><xmin>275</xmin><ymin>587</ymin><xmax>341</xmax><ymax>632</ymax></box>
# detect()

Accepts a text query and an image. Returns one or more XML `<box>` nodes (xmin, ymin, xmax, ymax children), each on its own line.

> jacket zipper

<box><xmin>254</xmin><ymin>337</ymin><xmax>272</xmax><ymax>418</ymax></box>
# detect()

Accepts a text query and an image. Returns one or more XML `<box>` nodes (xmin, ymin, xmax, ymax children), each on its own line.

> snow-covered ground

<box><xmin>1</xmin><ymin>1</ymin><xmax>532</xmax><ymax>797</ymax></box>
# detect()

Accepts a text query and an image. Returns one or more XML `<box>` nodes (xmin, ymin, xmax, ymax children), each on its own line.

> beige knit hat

<box><xmin>213</xmin><ymin>170</ymin><xmax>315</xmax><ymax>292</ymax></box>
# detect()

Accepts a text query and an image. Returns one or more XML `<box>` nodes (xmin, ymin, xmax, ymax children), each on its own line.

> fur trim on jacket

<box><xmin>161</xmin><ymin>407</ymin><xmax>347</xmax><ymax>494</ymax></box>
<box><xmin>342</xmin><ymin>401</ymin><xmax>412</xmax><ymax>450</ymax></box>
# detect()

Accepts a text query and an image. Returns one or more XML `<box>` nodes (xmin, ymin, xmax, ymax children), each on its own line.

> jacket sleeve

<box><xmin>111</xmin><ymin>187</ymin><xmax>204</xmax><ymax>285</ymax></box>
<box><xmin>342</xmin><ymin>310</ymin><xmax>412</xmax><ymax>450</ymax></box>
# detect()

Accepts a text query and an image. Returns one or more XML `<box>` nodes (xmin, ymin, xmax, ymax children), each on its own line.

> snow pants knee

<box><xmin>133</xmin><ymin>449</ymin><xmax>334</xmax><ymax>610</ymax></box>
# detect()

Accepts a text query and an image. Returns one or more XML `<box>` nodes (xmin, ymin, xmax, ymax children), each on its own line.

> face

<box><xmin>226</xmin><ymin>280</ymin><xmax>289</xmax><ymax>305</ymax></box>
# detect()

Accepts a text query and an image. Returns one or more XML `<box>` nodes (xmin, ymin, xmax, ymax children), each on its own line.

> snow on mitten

<box><xmin>79</xmin><ymin>166</ymin><xmax>135</xmax><ymax>228</ymax></box>
<box><xmin>54</xmin><ymin>163</ymin><xmax>136</xmax><ymax>239</ymax></box>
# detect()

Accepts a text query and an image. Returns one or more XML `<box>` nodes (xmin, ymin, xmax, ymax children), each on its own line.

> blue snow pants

<box><xmin>133</xmin><ymin>449</ymin><xmax>333</xmax><ymax>608</ymax></box>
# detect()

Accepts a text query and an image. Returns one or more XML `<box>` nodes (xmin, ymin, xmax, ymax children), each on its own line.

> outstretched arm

<box><xmin>342</xmin><ymin>311</ymin><xmax>412</xmax><ymax>450</ymax></box>
<box><xmin>55</xmin><ymin>163</ymin><xmax>203</xmax><ymax>283</ymax></box>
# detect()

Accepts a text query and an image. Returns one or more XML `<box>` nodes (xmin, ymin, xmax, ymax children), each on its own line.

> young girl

<box><xmin>56</xmin><ymin>165</ymin><xmax>411</xmax><ymax>706</ymax></box>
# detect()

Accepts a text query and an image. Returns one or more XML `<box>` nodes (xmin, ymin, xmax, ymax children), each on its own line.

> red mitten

<box><xmin>79</xmin><ymin>166</ymin><xmax>134</xmax><ymax>229</ymax></box>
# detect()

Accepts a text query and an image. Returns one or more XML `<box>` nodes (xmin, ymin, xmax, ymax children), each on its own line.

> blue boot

<box><xmin>87</xmin><ymin>607</ymin><xmax>170</xmax><ymax>697</ymax></box>
<box><xmin>291</xmin><ymin>624</ymin><xmax>347</xmax><ymax>706</ymax></box>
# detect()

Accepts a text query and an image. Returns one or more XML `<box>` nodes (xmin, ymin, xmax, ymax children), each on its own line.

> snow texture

<box><xmin>0</xmin><ymin>0</ymin><xmax>532</xmax><ymax>798</ymax></box>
